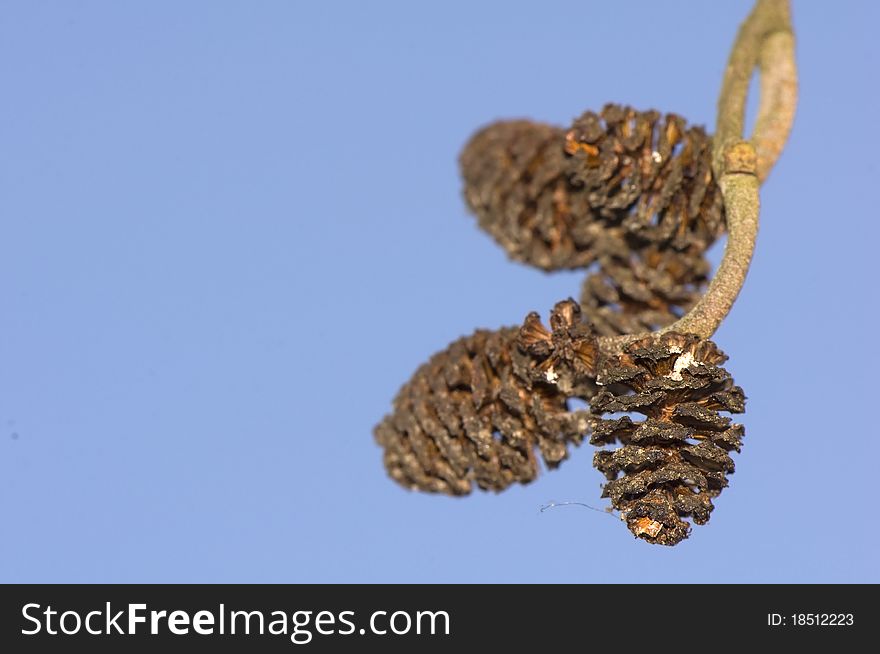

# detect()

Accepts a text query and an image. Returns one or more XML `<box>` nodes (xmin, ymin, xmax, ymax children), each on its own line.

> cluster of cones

<box><xmin>460</xmin><ymin>104</ymin><xmax>723</xmax><ymax>335</ymax></box>
<box><xmin>374</xmin><ymin>105</ymin><xmax>746</xmax><ymax>545</ymax></box>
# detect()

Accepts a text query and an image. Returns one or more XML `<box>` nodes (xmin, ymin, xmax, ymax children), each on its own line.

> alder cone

<box><xmin>580</xmin><ymin>237</ymin><xmax>712</xmax><ymax>336</ymax></box>
<box><xmin>374</xmin><ymin>300</ymin><xmax>598</xmax><ymax>495</ymax></box>
<box><xmin>459</xmin><ymin>104</ymin><xmax>724</xmax><ymax>272</ymax></box>
<box><xmin>590</xmin><ymin>332</ymin><xmax>746</xmax><ymax>545</ymax></box>
<box><xmin>565</xmin><ymin>104</ymin><xmax>723</xmax><ymax>251</ymax></box>
<box><xmin>459</xmin><ymin>119</ymin><xmax>599</xmax><ymax>271</ymax></box>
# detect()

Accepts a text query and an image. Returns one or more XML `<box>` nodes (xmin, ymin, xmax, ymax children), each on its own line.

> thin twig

<box><xmin>754</xmin><ymin>28</ymin><xmax>797</xmax><ymax>182</ymax></box>
<box><xmin>599</xmin><ymin>0</ymin><xmax>796</xmax><ymax>352</ymax></box>
<box><xmin>658</xmin><ymin>149</ymin><xmax>759</xmax><ymax>340</ymax></box>
<box><xmin>539</xmin><ymin>501</ymin><xmax>615</xmax><ymax>517</ymax></box>
<box><xmin>714</xmin><ymin>0</ymin><xmax>795</xmax><ymax>179</ymax></box>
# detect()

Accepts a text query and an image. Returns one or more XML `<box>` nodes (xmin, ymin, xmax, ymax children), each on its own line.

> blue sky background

<box><xmin>1</xmin><ymin>1</ymin><xmax>876</xmax><ymax>583</ymax></box>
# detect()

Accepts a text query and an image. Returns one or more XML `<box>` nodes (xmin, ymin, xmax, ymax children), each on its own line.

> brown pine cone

<box><xmin>459</xmin><ymin>104</ymin><xmax>724</xmax><ymax>272</ymax></box>
<box><xmin>459</xmin><ymin>120</ymin><xmax>601</xmax><ymax>270</ymax></box>
<box><xmin>580</xmin><ymin>236</ymin><xmax>712</xmax><ymax>336</ymax></box>
<box><xmin>565</xmin><ymin>104</ymin><xmax>723</xmax><ymax>252</ymax></box>
<box><xmin>590</xmin><ymin>332</ymin><xmax>746</xmax><ymax>545</ymax></box>
<box><xmin>374</xmin><ymin>300</ymin><xmax>598</xmax><ymax>495</ymax></box>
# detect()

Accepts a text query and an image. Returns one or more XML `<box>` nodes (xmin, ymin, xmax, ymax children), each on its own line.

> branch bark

<box><xmin>599</xmin><ymin>0</ymin><xmax>796</xmax><ymax>353</ymax></box>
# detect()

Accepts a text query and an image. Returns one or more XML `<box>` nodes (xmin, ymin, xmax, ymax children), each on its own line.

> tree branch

<box><xmin>599</xmin><ymin>0</ymin><xmax>796</xmax><ymax>353</ymax></box>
